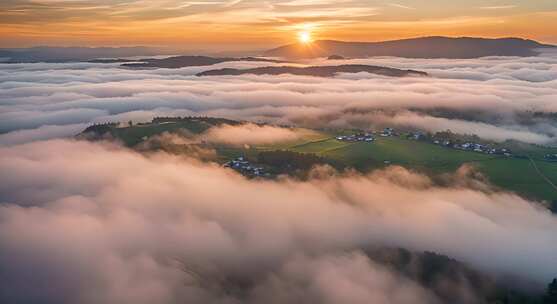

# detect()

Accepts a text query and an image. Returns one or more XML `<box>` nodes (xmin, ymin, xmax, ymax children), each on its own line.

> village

<box><xmin>336</xmin><ymin>127</ymin><xmax>513</xmax><ymax>157</ymax></box>
<box><xmin>426</xmin><ymin>136</ymin><xmax>513</xmax><ymax>156</ymax></box>
<box><xmin>336</xmin><ymin>132</ymin><xmax>375</xmax><ymax>142</ymax></box>
<box><xmin>223</xmin><ymin>157</ymin><xmax>271</xmax><ymax>178</ymax></box>
<box><xmin>545</xmin><ymin>154</ymin><xmax>557</xmax><ymax>161</ymax></box>
<box><xmin>405</xmin><ymin>130</ymin><xmax>514</xmax><ymax>156</ymax></box>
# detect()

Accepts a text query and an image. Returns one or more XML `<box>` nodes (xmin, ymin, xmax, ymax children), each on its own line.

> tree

<box><xmin>551</xmin><ymin>201</ymin><xmax>557</xmax><ymax>214</ymax></box>
<box><xmin>545</xmin><ymin>278</ymin><xmax>557</xmax><ymax>304</ymax></box>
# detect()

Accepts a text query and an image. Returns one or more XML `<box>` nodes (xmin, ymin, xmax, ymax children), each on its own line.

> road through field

<box><xmin>529</xmin><ymin>157</ymin><xmax>557</xmax><ymax>194</ymax></box>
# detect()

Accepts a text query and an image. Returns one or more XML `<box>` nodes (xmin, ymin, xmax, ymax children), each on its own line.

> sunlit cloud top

<box><xmin>0</xmin><ymin>0</ymin><xmax>556</xmax><ymax>49</ymax></box>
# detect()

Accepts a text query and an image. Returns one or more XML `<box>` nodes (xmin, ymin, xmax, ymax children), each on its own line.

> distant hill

<box><xmin>122</xmin><ymin>55</ymin><xmax>283</xmax><ymax>68</ymax></box>
<box><xmin>264</xmin><ymin>36</ymin><xmax>555</xmax><ymax>59</ymax></box>
<box><xmin>0</xmin><ymin>46</ymin><xmax>161</xmax><ymax>63</ymax></box>
<box><xmin>327</xmin><ymin>54</ymin><xmax>346</xmax><ymax>60</ymax></box>
<box><xmin>196</xmin><ymin>64</ymin><xmax>427</xmax><ymax>78</ymax></box>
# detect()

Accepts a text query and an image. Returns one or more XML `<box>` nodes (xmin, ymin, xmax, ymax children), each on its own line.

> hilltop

<box><xmin>196</xmin><ymin>64</ymin><xmax>427</xmax><ymax>78</ymax></box>
<box><xmin>77</xmin><ymin>116</ymin><xmax>557</xmax><ymax>207</ymax></box>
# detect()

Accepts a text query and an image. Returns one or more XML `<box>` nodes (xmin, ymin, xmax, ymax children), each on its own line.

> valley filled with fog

<box><xmin>2</xmin><ymin>50</ymin><xmax>557</xmax><ymax>146</ymax></box>
<box><xmin>1</xmin><ymin>51</ymin><xmax>557</xmax><ymax>304</ymax></box>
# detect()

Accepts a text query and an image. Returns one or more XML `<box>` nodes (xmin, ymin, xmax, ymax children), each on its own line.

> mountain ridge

<box><xmin>264</xmin><ymin>36</ymin><xmax>555</xmax><ymax>59</ymax></box>
<box><xmin>196</xmin><ymin>64</ymin><xmax>428</xmax><ymax>78</ymax></box>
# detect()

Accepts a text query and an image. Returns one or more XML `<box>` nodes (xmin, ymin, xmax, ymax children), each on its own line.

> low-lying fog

<box><xmin>1</xmin><ymin>139</ymin><xmax>556</xmax><ymax>303</ymax></box>
<box><xmin>1</xmin><ymin>50</ymin><xmax>557</xmax><ymax>146</ymax></box>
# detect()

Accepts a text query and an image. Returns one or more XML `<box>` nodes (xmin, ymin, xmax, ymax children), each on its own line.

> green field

<box><xmin>281</xmin><ymin>136</ymin><xmax>557</xmax><ymax>203</ymax></box>
<box><xmin>289</xmin><ymin>138</ymin><xmax>352</xmax><ymax>153</ymax></box>
<box><xmin>477</xmin><ymin>158</ymin><xmax>557</xmax><ymax>202</ymax></box>
<box><xmin>256</xmin><ymin>131</ymin><xmax>333</xmax><ymax>151</ymax></box>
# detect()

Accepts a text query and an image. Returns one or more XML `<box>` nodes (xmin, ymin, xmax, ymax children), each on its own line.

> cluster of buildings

<box><xmin>545</xmin><ymin>154</ymin><xmax>557</xmax><ymax>161</ymax></box>
<box><xmin>408</xmin><ymin>131</ymin><xmax>425</xmax><ymax>140</ymax></box>
<box><xmin>223</xmin><ymin>157</ymin><xmax>270</xmax><ymax>177</ymax></box>
<box><xmin>336</xmin><ymin>127</ymin><xmax>397</xmax><ymax>142</ymax></box>
<box><xmin>336</xmin><ymin>132</ymin><xmax>375</xmax><ymax>142</ymax></box>
<box><xmin>334</xmin><ymin>127</ymin><xmax>398</xmax><ymax>142</ymax></box>
<box><xmin>379</xmin><ymin>128</ymin><xmax>395</xmax><ymax>137</ymax></box>
<box><xmin>332</xmin><ymin>126</ymin><xmax>518</xmax><ymax>159</ymax></box>
<box><xmin>433</xmin><ymin>140</ymin><xmax>512</xmax><ymax>156</ymax></box>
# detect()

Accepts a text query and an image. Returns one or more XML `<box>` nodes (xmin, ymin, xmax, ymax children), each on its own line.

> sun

<box><xmin>298</xmin><ymin>31</ymin><xmax>312</xmax><ymax>44</ymax></box>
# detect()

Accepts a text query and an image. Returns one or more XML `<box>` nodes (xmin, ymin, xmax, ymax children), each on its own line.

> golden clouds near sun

<box><xmin>298</xmin><ymin>31</ymin><xmax>312</xmax><ymax>44</ymax></box>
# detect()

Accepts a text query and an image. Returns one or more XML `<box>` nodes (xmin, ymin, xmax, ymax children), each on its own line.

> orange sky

<box><xmin>1</xmin><ymin>0</ymin><xmax>556</xmax><ymax>49</ymax></box>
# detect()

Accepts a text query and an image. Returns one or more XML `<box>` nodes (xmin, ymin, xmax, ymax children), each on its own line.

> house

<box><xmin>380</xmin><ymin>128</ymin><xmax>394</xmax><ymax>137</ymax></box>
<box><xmin>409</xmin><ymin>131</ymin><xmax>424</xmax><ymax>140</ymax></box>
<box><xmin>224</xmin><ymin>157</ymin><xmax>270</xmax><ymax>178</ymax></box>
<box><xmin>336</xmin><ymin>132</ymin><xmax>375</xmax><ymax>143</ymax></box>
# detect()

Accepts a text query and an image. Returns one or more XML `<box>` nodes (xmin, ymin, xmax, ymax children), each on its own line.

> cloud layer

<box><xmin>2</xmin><ymin>53</ymin><xmax>557</xmax><ymax>145</ymax></box>
<box><xmin>0</xmin><ymin>139</ymin><xmax>556</xmax><ymax>303</ymax></box>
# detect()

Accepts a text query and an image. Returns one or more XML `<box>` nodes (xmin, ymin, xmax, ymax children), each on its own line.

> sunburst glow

<box><xmin>298</xmin><ymin>31</ymin><xmax>312</xmax><ymax>44</ymax></box>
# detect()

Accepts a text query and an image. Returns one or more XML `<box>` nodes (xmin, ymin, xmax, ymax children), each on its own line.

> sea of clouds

<box><xmin>1</xmin><ymin>53</ymin><xmax>557</xmax><ymax>303</ymax></box>
<box><xmin>1</xmin><ymin>139</ymin><xmax>556</xmax><ymax>303</ymax></box>
<box><xmin>1</xmin><ymin>50</ymin><xmax>557</xmax><ymax>146</ymax></box>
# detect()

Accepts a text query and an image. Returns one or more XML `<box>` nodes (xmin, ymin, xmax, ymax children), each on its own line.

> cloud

<box><xmin>0</xmin><ymin>108</ymin><xmax>108</xmax><ymax>133</ymax></box>
<box><xmin>201</xmin><ymin>123</ymin><xmax>318</xmax><ymax>146</ymax></box>
<box><xmin>0</xmin><ymin>139</ymin><xmax>556</xmax><ymax>303</ymax></box>
<box><xmin>0</xmin><ymin>123</ymin><xmax>87</xmax><ymax>146</ymax></box>
<box><xmin>479</xmin><ymin>5</ymin><xmax>517</xmax><ymax>10</ymax></box>
<box><xmin>250</xmin><ymin>252</ymin><xmax>440</xmax><ymax>304</ymax></box>
<box><xmin>359</xmin><ymin>111</ymin><xmax>555</xmax><ymax>144</ymax></box>
<box><xmin>1</xmin><ymin>53</ymin><xmax>557</xmax><ymax>145</ymax></box>
<box><xmin>135</xmin><ymin>131</ymin><xmax>219</xmax><ymax>161</ymax></box>
<box><xmin>389</xmin><ymin>3</ymin><xmax>415</xmax><ymax>10</ymax></box>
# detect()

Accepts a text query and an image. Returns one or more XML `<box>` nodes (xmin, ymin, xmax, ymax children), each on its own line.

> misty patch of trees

<box><xmin>176</xmin><ymin>244</ymin><xmax>557</xmax><ymax>304</ymax></box>
<box><xmin>81</xmin><ymin>122</ymin><xmax>118</xmax><ymax>136</ymax></box>
<box><xmin>545</xmin><ymin>279</ymin><xmax>557</xmax><ymax>304</ymax></box>
<box><xmin>364</xmin><ymin>248</ymin><xmax>557</xmax><ymax>304</ymax></box>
